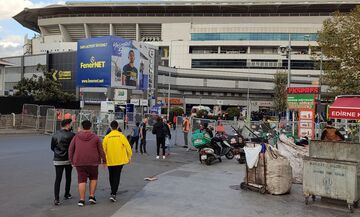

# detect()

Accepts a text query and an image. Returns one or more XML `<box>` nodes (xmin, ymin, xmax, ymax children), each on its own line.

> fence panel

<box><xmin>22</xmin><ymin>104</ymin><xmax>39</xmax><ymax>129</ymax></box>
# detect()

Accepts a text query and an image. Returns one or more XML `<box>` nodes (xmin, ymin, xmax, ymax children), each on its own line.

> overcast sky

<box><xmin>0</xmin><ymin>0</ymin><xmax>143</xmax><ymax>58</ymax></box>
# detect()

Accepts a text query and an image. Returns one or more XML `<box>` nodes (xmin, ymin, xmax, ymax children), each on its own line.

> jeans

<box><xmin>54</xmin><ymin>165</ymin><xmax>72</xmax><ymax>200</ymax></box>
<box><xmin>130</xmin><ymin>136</ymin><xmax>139</xmax><ymax>150</ymax></box>
<box><xmin>140</xmin><ymin>136</ymin><xmax>147</xmax><ymax>153</ymax></box>
<box><xmin>108</xmin><ymin>165</ymin><xmax>124</xmax><ymax>195</ymax></box>
<box><xmin>183</xmin><ymin>132</ymin><xmax>189</xmax><ymax>147</ymax></box>
<box><xmin>156</xmin><ymin>137</ymin><xmax>166</xmax><ymax>156</ymax></box>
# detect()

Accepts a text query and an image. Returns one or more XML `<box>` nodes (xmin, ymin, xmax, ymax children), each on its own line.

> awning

<box><xmin>328</xmin><ymin>96</ymin><xmax>360</xmax><ymax>120</ymax></box>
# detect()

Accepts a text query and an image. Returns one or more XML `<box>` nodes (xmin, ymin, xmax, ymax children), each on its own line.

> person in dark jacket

<box><xmin>321</xmin><ymin>120</ymin><xmax>345</xmax><ymax>141</ymax></box>
<box><xmin>69</xmin><ymin>120</ymin><xmax>106</xmax><ymax>207</ymax></box>
<box><xmin>152</xmin><ymin>117</ymin><xmax>171</xmax><ymax>159</ymax></box>
<box><xmin>51</xmin><ymin>119</ymin><xmax>75</xmax><ymax>205</ymax></box>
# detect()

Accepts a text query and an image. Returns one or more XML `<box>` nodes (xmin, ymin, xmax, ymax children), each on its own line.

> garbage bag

<box><xmin>265</xmin><ymin>145</ymin><xmax>292</xmax><ymax>195</ymax></box>
<box><xmin>277</xmin><ymin>134</ymin><xmax>309</xmax><ymax>184</ymax></box>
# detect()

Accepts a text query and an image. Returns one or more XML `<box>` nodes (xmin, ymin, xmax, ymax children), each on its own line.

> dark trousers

<box><xmin>156</xmin><ymin>137</ymin><xmax>166</xmax><ymax>156</ymax></box>
<box><xmin>108</xmin><ymin>165</ymin><xmax>124</xmax><ymax>195</ymax></box>
<box><xmin>54</xmin><ymin>165</ymin><xmax>72</xmax><ymax>200</ymax></box>
<box><xmin>140</xmin><ymin>136</ymin><xmax>147</xmax><ymax>153</ymax></box>
<box><xmin>130</xmin><ymin>136</ymin><xmax>139</xmax><ymax>150</ymax></box>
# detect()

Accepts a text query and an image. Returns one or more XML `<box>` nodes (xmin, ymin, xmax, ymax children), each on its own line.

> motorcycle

<box><xmin>192</xmin><ymin>129</ymin><xmax>234</xmax><ymax>165</ymax></box>
<box><xmin>216</xmin><ymin>126</ymin><xmax>246</xmax><ymax>164</ymax></box>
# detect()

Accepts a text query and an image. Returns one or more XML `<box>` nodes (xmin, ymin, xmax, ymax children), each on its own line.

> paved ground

<box><xmin>0</xmin><ymin>132</ymin><xmax>197</xmax><ymax>217</ymax></box>
<box><xmin>112</xmin><ymin>161</ymin><xmax>360</xmax><ymax>217</ymax></box>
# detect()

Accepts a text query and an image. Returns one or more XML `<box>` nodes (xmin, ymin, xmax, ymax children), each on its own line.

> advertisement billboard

<box><xmin>77</xmin><ymin>36</ymin><xmax>154</xmax><ymax>91</ymax></box>
<box><xmin>77</xmin><ymin>37</ymin><xmax>112</xmax><ymax>87</ymax></box>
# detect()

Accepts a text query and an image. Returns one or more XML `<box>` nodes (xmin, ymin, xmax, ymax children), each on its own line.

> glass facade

<box><xmin>191</xmin><ymin>33</ymin><xmax>318</xmax><ymax>41</ymax></box>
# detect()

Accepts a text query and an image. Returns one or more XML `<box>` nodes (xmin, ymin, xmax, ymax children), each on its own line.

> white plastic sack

<box><xmin>266</xmin><ymin>145</ymin><xmax>293</xmax><ymax>195</ymax></box>
<box><xmin>244</xmin><ymin>145</ymin><xmax>262</xmax><ymax>169</ymax></box>
<box><xmin>277</xmin><ymin>134</ymin><xmax>309</xmax><ymax>184</ymax></box>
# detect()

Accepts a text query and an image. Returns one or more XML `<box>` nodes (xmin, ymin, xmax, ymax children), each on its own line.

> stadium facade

<box><xmin>4</xmin><ymin>0</ymin><xmax>359</xmax><ymax>111</ymax></box>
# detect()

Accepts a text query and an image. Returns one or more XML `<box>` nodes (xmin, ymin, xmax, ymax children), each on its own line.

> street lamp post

<box><xmin>167</xmin><ymin>39</ymin><xmax>183</xmax><ymax>120</ymax></box>
<box><xmin>167</xmin><ymin>71</ymin><xmax>171</xmax><ymax>120</ymax></box>
<box><xmin>286</xmin><ymin>33</ymin><xmax>292</xmax><ymax>122</ymax></box>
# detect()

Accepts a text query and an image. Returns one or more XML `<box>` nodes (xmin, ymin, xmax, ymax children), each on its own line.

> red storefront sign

<box><xmin>287</xmin><ymin>87</ymin><xmax>320</xmax><ymax>94</ymax></box>
<box><xmin>328</xmin><ymin>96</ymin><xmax>360</xmax><ymax>120</ymax></box>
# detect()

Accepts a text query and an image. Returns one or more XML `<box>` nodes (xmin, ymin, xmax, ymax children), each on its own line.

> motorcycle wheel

<box><xmin>205</xmin><ymin>155</ymin><xmax>214</xmax><ymax>165</ymax></box>
<box><xmin>225</xmin><ymin>150</ymin><xmax>234</xmax><ymax>160</ymax></box>
<box><xmin>198</xmin><ymin>153</ymin><xmax>203</xmax><ymax>163</ymax></box>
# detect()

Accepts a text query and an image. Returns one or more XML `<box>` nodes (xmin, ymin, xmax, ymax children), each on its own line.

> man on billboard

<box><xmin>122</xmin><ymin>50</ymin><xmax>138</xmax><ymax>87</ymax></box>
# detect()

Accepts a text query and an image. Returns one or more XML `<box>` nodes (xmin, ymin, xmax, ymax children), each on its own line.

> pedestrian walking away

<box><xmin>69</xmin><ymin>120</ymin><xmax>106</xmax><ymax>207</ymax></box>
<box><xmin>139</xmin><ymin>118</ymin><xmax>148</xmax><ymax>154</ymax></box>
<box><xmin>182</xmin><ymin>115</ymin><xmax>191</xmax><ymax>150</ymax></box>
<box><xmin>172</xmin><ymin>115</ymin><xmax>177</xmax><ymax>130</ymax></box>
<box><xmin>152</xmin><ymin>117</ymin><xmax>171</xmax><ymax>159</ymax></box>
<box><xmin>103</xmin><ymin>120</ymin><xmax>132</xmax><ymax>202</ymax></box>
<box><xmin>51</xmin><ymin>119</ymin><xmax>75</xmax><ymax>205</ymax></box>
<box><xmin>130</xmin><ymin>122</ymin><xmax>140</xmax><ymax>152</ymax></box>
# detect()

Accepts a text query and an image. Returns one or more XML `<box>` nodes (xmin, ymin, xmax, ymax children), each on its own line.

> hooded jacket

<box><xmin>103</xmin><ymin>130</ymin><xmax>132</xmax><ymax>166</ymax></box>
<box><xmin>69</xmin><ymin>131</ymin><xmax>106</xmax><ymax>166</ymax></box>
<box><xmin>51</xmin><ymin>129</ymin><xmax>75</xmax><ymax>161</ymax></box>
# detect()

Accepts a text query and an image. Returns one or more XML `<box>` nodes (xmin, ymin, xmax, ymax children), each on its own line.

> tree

<box><xmin>273</xmin><ymin>71</ymin><xmax>288</xmax><ymax>112</ymax></box>
<box><xmin>226</xmin><ymin>107</ymin><xmax>240</xmax><ymax>120</ymax></box>
<box><xmin>196</xmin><ymin>109</ymin><xmax>208</xmax><ymax>118</ymax></box>
<box><xmin>171</xmin><ymin>107</ymin><xmax>184</xmax><ymax>116</ymax></box>
<box><xmin>317</xmin><ymin>6</ymin><xmax>360</xmax><ymax>95</ymax></box>
<box><xmin>14</xmin><ymin>64</ymin><xmax>75</xmax><ymax>102</ymax></box>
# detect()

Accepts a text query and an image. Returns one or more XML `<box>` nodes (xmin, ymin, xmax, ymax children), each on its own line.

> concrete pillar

<box><xmin>110</xmin><ymin>24</ymin><xmax>115</xmax><ymax>36</ymax></box>
<box><xmin>59</xmin><ymin>24</ymin><xmax>72</xmax><ymax>42</ymax></box>
<box><xmin>218</xmin><ymin>46</ymin><xmax>221</xmax><ymax>54</ymax></box>
<box><xmin>247</xmin><ymin>46</ymin><xmax>251</xmax><ymax>54</ymax></box>
<box><xmin>84</xmin><ymin>24</ymin><xmax>91</xmax><ymax>38</ymax></box>
<box><xmin>136</xmin><ymin>24</ymin><xmax>140</xmax><ymax>41</ymax></box>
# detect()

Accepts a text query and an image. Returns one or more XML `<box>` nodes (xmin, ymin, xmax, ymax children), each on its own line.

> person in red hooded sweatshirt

<box><xmin>69</xmin><ymin>120</ymin><xmax>106</xmax><ymax>207</ymax></box>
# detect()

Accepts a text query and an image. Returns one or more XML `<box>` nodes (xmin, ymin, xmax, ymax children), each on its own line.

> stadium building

<box><xmin>6</xmin><ymin>0</ymin><xmax>359</xmax><ymax>111</ymax></box>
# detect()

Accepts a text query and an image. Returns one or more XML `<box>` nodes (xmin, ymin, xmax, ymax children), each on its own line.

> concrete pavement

<box><xmin>112</xmin><ymin>161</ymin><xmax>359</xmax><ymax>217</ymax></box>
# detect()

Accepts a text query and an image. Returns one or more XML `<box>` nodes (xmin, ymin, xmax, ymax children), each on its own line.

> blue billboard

<box><xmin>77</xmin><ymin>36</ymin><xmax>153</xmax><ymax>91</ymax></box>
<box><xmin>77</xmin><ymin>36</ymin><xmax>112</xmax><ymax>87</ymax></box>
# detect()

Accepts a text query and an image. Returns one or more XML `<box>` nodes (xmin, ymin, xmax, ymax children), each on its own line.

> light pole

<box><xmin>286</xmin><ymin>33</ymin><xmax>292</xmax><ymax>122</ymax></box>
<box><xmin>167</xmin><ymin>71</ymin><xmax>171</xmax><ymax>120</ymax></box>
<box><xmin>167</xmin><ymin>39</ymin><xmax>183</xmax><ymax>120</ymax></box>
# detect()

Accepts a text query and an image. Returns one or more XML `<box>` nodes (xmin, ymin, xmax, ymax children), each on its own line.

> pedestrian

<box><xmin>321</xmin><ymin>120</ymin><xmax>345</xmax><ymax>141</ymax></box>
<box><xmin>124</xmin><ymin>114</ymin><xmax>128</xmax><ymax>130</ymax></box>
<box><xmin>69</xmin><ymin>120</ymin><xmax>107</xmax><ymax>207</ymax></box>
<box><xmin>139</xmin><ymin>117</ymin><xmax>148</xmax><ymax>154</ymax></box>
<box><xmin>130</xmin><ymin>122</ymin><xmax>140</xmax><ymax>152</ymax></box>
<box><xmin>51</xmin><ymin>119</ymin><xmax>75</xmax><ymax>205</ymax></box>
<box><xmin>182</xmin><ymin>115</ymin><xmax>191</xmax><ymax>150</ymax></box>
<box><xmin>152</xmin><ymin>116</ymin><xmax>171</xmax><ymax>159</ymax></box>
<box><xmin>166</xmin><ymin>120</ymin><xmax>172</xmax><ymax>154</ymax></box>
<box><xmin>172</xmin><ymin>115</ymin><xmax>177</xmax><ymax>130</ymax></box>
<box><xmin>103</xmin><ymin>121</ymin><xmax>132</xmax><ymax>202</ymax></box>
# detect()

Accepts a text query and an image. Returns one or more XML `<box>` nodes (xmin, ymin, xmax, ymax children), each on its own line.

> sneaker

<box><xmin>78</xmin><ymin>200</ymin><xmax>85</xmax><ymax>207</ymax></box>
<box><xmin>64</xmin><ymin>194</ymin><xmax>72</xmax><ymax>200</ymax></box>
<box><xmin>162</xmin><ymin>156</ymin><xmax>166</xmax><ymax>159</ymax></box>
<box><xmin>109</xmin><ymin>194</ymin><xmax>116</xmax><ymax>202</ymax></box>
<box><xmin>54</xmin><ymin>199</ymin><xmax>60</xmax><ymax>206</ymax></box>
<box><xmin>156</xmin><ymin>156</ymin><xmax>160</xmax><ymax>159</ymax></box>
<box><xmin>89</xmin><ymin>196</ymin><xmax>97</xmax><ymax>204</ymax></box>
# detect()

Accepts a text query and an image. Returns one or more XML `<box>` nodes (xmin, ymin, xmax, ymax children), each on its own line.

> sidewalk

<box><xmin>111</xmin><ymin>161</ymin><xmax>358</xmax><ymax>217</ymax></box>
<box><xmin>0</xmin><ymin>128</ymin><xmax>40</xmax><ymax>135</ymax></box>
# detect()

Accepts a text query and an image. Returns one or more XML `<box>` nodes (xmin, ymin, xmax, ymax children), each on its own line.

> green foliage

<box><xmin>273</xmin><ymin>71</ymin><xmax>288</xmax><ymax>112</ymax></box>
<box><xmin>317</xmin><ymin>6</ymin><xmax>360</xmax><ymax>96</ymax></box>
<box><xmin>171</xmin><ymin>107</ymin><xmax>184</xmax><ymax>116</ymax></box>
<box><xmin>226</xmin><ymin>107</ymin><xmax>240</xmax><ymax>119</ymax></box>
<box><xmin>14</xmin><ymin>64</ymin><xmax>75</xmax><ymax>102</ymax></box>
<box><xmin>196</xmin><ymin>109</ymin><xmax>208</xmax><ymax>118</ymax></box>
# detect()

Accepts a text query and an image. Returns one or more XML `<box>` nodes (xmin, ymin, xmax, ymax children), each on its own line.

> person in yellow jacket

<box><xmin>103</xmin><ymin>120</ymin><xmax>132</xmax><ymax>202</ymax></box>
